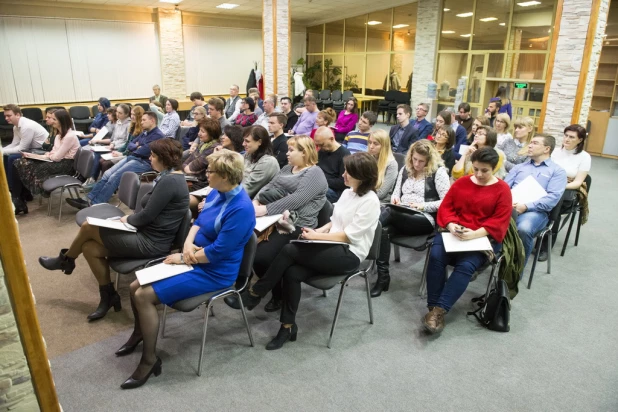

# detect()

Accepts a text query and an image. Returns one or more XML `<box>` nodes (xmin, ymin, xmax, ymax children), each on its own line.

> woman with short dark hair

<box><xmin>234</xmin><ymin>97</ymin><xmax>258</xmax><ymax>127</ymax></box>
<box><xmin>38</xmin><ymin>138</ymin><xmax>190</xmax><ymax>323</ymax></box>
<box><xmin>160</xmin><ymin>98</ymin><xmax>180</xmax><ymax>138</ymax></box>
<box><xmin>242</xmin><ymin>125</ymin><xmax>280</xmax><ymax>198</ymax></box>
<box><xmin>240</xmin><ymin>152</ymin><xmax>381</xmax><ymax>350</ymax></box>
<box><xmin>218</xmin><ymin>124</ymin><xmax>245</xmax><ymax>153</ymax></box>
<box><xmin>423</xmin><ymin>147</ymin><xmax>512</xmax><ymax>335</ymax></box>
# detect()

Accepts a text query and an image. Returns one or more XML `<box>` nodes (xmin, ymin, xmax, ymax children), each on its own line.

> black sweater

<box><xmin>317</xmin><ymin>145</ymin><xmax>350</xmax><ymax>194</ymax></box>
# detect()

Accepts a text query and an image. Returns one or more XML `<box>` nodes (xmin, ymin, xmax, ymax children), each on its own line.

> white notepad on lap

<box><xmin>442</xmin><ymin>232</ymin><xmax>492</xmax><ymax>253</ymax></box>
<box><xmin>254</xmin><ymin>214</ymin><xmax>283</xmax><ymax>233</ymax></box>
<box><xmin>136</xmin><ymin>263</ymin><xmax>193</xmax><ymax>285</ymax></box>
<box><xmin>86</xmin><ymin>217</ymin><xmax>137</xmax><ymax>232</ymax></box>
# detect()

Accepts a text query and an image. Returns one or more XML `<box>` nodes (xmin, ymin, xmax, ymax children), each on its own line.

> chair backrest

<box><xmin>238</xmin><ymin>233</ymin><xmax>258</xmax><ymax>286</ymax></box>
<box><xmin>350</xmin><ymin>88</ymin><xmax>361</xmax><ymax>94</ymax></box>
<box><xmin>69</xmin><ymin>106</ymin><xmax>92</xmax><ymax>120</ymax></box>
<box><xmin>171</xmin><ymin>209</ymin><xmax>193</xmax><ymax>251</ymax></box>
<box><xmin>331</xmin><ymin>90</ymin><xmax>343</xmax><ymax>101</ymax></box>
<box><xmin>396</xmin><ymin>91</ymin><xmax>411</xmax><ymax>104</ymax></box>
<box><xmin>342</xmin><ymin>90</ymin><xmax>354</xmax><ymax>101</ymax></box>
<box><xmin>385</xmin><ymin>90</ymin><xmax>398</xmax><ymax>101</ymax></box>
<box><xmin>177</xmin><ymin>126</ymin><xmax>191</xmax><ymax>142</ymax></box>
<box><xmin>73</xmin><ymin>147</ymin><xmax>83</xmax><ymax>170</ymax></box>
<box><xmin>365</xmin><ymin>88</ymin><xmax>375</xmax><ymax>96</ymax></box>
<box><xmin>373</xmin><ymin>89</ymin><xmax>386</xmax><ymax>97</ymax></box>
<box><xmin>319</xmin><ymin>89</ymin><xmax>331</xmax><ymax>100</ymax></box>
<box><xmin>22</xmin><ymin>108</ymin><xmax>43</xmax><ymax>122</ymax></box>
<box><xmin>134</xmin><ymin>182</ymin><xmax>153</xmax><ymax>213</ymax></box>
<box><xmin>393</xmin><ymin>153</ymin><xmax>406</xmax><ymax>171</ymax></box>
<box><xmin>117</xmin><ymin>172</ymin><xmax>140</xmax><ymax>209</ymax></box>
<box><xmin>46</xmin><ymin>106</ymin><xmax>66</xmax><ymax>113</ymax></box>
<box><xmin>317</xmin><ymin>200</ymin><xmax>333</xmax><ymax>227</ymax></box>
<box><xmin>91</xmin><ymin>105</ymin><xmax>99</xmax><ymax>117</ymax></box>
<box><xmin>75</xmin><ymin>148</ymin><xmax>95</xmax><ymax>178</ymax></box>
<box><xmin>365</xmin><ymin>222</ymin><xmax>382</xmax><ymax>261</ymax></box>
<box><xmin>311</xmin><ymin>90</ymin><xmax>319</xmax><ymax>99</ymax></box>
<box><xmin>137</xmin><ymin>103</ymin><xmax>150</xmax><ymax>112</ymax></box>
<box><xmin>549</xmin><ymin>196</ymin><xmax>565</xmax><ymax>224</ymax></box>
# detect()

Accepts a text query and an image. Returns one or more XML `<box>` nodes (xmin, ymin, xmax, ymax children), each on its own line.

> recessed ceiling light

<box><xmin>444</xmin><ymin>8</ymin><xmax>450</xmax><ymax>11</ymax></box>
<box><xmin>460</xmin><ymin>34</ymin><xmax>471</xmax><ymax>37</ymax></box>
<box><xmin>499</xmin><ymin>22</ymin><xmax>506</xmax><ymax>26</ymax></box>
<box><xmin>393</xmin><ymin>24</ymin><xmax>409</xmax><ymax>29</ymax></box>
<box><xmin>216</xmin><ymin>3</ymin><xmax>239</xmax><ymax>9</ymax></box>
<box><xmin>367</xmin><ymin>21</ymin><xmax>382</xmax><ymax>25</ymax></box>
<box><xmin>517</xmin><ymin>1</ymin><xmax>542</xmax><ymax>6</ymax></box>
<box><xmin>456</xmin><ymin>12</ymin><xmax>474</xmax><ymax>17</ymax></box>
<box><xmin>480</xmin><ymin>17</ymin><xmax>498</xmax><ymax>22</ymax></box>
<box><xmin>442</xmin><ymin>30</ymin><xmax>456</xmax><ymax>34</ymax></box>
<box><xmin>160</xmin><ymin>0</ymin><xmax>182</xmax><ymax>3</ymax></box>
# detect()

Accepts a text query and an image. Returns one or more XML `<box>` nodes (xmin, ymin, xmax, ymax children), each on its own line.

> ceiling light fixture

<box><xmin>456</xmin><ymin>12</ymin><xmax>474</xmax><ymax>17</ymax></box>
<box><xmin>480</xmin><ymin>17</ymin><xmax>498</xmax><ymax>22</ymax></box>
<box><xmin>517</xmin><ymin>1</ymin><xmax>542</xmax><ymax>6</ymax></box>
<box><xmin>499</xmin><ymin>22</ymin><xmax>506</xmax><ymax>26</ymax></box>
<box><xmin>444</xmin><ymin>8</ymin><xmax>450</xmax><ymax>11</ymax></box>
<box><xmin>159</xmin><ymin>0</ymin><xmax>182</xmax><ymax>3</ymax></box>
<box><xmin>367</xmin><ymin>21</ymin><xmax>382</xmax><ymax>25</ymax></box>
<box><xmin>460</xmin><ymin>34</ymin><xmax>471</xmax><ymax>37</ymax></box>
<box><xmin>216</xmin><ymin>3</ymin><xmax>239</xmax><ymax>9</ymax></box>
<box><xmin>393</xmin><ymin>24</ymin><xmax>409</xmax><ymax>29</ymax></box>
<box><xmin>442</xmin><ymin>30</ymin><xmax>456</xmax><ymax>34</ymax></box>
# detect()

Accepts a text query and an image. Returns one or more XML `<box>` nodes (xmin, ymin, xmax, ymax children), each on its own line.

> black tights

<box><xmin>126</xmin><ymin>280</ymin><xmax>160</xmax><ymax>379</ymax></box>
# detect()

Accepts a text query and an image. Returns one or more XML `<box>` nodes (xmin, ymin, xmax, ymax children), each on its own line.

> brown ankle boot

<box><xmin>423</xmin><ymin>307</ymin><xmax>446</xmax><ymax>334</ymax></box>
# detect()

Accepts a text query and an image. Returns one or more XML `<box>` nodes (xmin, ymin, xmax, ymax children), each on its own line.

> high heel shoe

<box><xmin>120</xmin><ymin>357</ymin><xmax>162</xmax><ymax>390</ymax></box>
<box><xmin>370</xmin><ymin>273</ymin><xmax>390</xmax><ymax>298</ymax></box>
<box><xmin>115</xmin><ymin>337</ymin><xmax>143</xmax><ymax>357</ymax></box>
<box><xmin>39</xmin><ymin>248</ymin><xmax>75</xmax><ymax>274</ymax></box>
<box><xmin>265</xmin><ymin>324</ymin><xmax>298</xmax><ymax>350</ymax></box>
<box><xmin>87</xmin><ymin>283</ymin><xmax>122</xmax><ymax>321</ymax></box>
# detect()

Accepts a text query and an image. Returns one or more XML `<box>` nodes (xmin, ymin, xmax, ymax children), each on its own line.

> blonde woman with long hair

<box><xmin>497</xmin><ymin>116</ymin><xmax>534</xmax><ymax>172</ymax></box>
<box><xmin>367</xmin><ymin>129</ymin><xmax>398</xmax><ymax>202</ymax></box>
<box><xmin>372</xmin><ymin>139</ymin><xmax>451</xmax><ymax>297</ymax></box>
<box><xmin>494</xmin><ymin>113</ymin><xmax>512</xmax><ymax>146</ymax></box>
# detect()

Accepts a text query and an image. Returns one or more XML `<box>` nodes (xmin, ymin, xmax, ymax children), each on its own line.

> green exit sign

<box><xmin>514</xmin><ymin>82</ymin><xmax>528</xmax><ymax>89</ymax></box>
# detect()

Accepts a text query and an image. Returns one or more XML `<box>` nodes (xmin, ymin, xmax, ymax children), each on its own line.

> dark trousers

<box><xmin>9</xmin><ymin>161</ymin><xmax>29</xmax><ymax>199</ymax></box>
<box><xmin>256</xmin><ymin>243</ymin><xmax>360</xmax><ymax>325</ymax></box>
<box><xmin>4</xmin><ymin>153</ymin><xmax>21</xmax><ymax>192</ymax></box>
<box><xmin>248</xmin><ymin>228</ymin><xmax>302</xmax><ymax>301</ymax></box>
<box><xmin>377</xmin><ymin>206</ymin><xmax>435</xmax><ymax>273</ymax></box>
<box><xmin>426</xmin><ymin>233</ymin><xmax>501</xmax><ymax>312</ymax></box>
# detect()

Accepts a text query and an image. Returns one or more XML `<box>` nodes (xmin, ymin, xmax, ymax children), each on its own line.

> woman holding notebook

<box><xmin>38</xmin><ymin>139</ymin><xmax>189</xmax><ymax>324</ymax></box>
<box><xmin>240</xmin><ymin>152</ymin><xmax>380</xmax><ymax>350</ymax></box>
<box><xmin>423</xmin><ymin>147</ymin><xmax>511</xmax><ymax>335</ymax></box>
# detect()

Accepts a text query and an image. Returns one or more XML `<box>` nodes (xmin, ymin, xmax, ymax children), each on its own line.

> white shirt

<box><xmin>3</xmin><ymin>116</ymin><xmax>48</xmax><ymax>155</ymax></box>
<box><xmin>329</xmin><ymin>188</ymin><xmax>380</xmax><ymax>262</ymax></box>
<box><xmin>551</xmin><ymin>147</ymin><xmax>591</xmax><ymax>179</ymax></box>
<box><xmin>497</xmin><ymin>132</ymin><xmax>513</xmax><ymax>147</ymax></box>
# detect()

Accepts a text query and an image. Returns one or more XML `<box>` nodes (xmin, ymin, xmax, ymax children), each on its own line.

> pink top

<box><xmin>334</xmin><ymin>111</ymin><xmax>359</xmax><ymax>135</ymax></box>
<box><xmin>50</xmin><ymin>130</ymin><xmax>80</xmax><ymax>162</ymax></box>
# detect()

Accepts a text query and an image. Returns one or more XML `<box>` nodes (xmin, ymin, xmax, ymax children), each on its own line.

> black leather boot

<box><xmin>371</xmin><ymin>227</ymin><xmax>391</xmax><ymax>298</ymax></box>
<box><xmin>38</xmin><ymin>249</ymin><xmax>75</xmax><ymax>274</ymax></box>
<box><xmin>12</xmin><ymin>196</ymin><xmax>28</xmax><ymax>215</ymax></box>
<box><xmin>87</xmin><ymin>283</ymin><xmax>122</xmax><ymax>321</ymax></box>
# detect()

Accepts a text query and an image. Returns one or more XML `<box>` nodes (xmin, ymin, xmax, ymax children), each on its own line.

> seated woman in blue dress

<box><xmin>116</xmin><ymin>149</ymin><xmax>255</xmax><ymax>390</ymax></box>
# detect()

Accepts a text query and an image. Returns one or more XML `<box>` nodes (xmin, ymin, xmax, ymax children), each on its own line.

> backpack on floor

<box><xmin>467</xmin><ymin>279</ymin><xmax>511</xmax><ymax>332</ymax></box>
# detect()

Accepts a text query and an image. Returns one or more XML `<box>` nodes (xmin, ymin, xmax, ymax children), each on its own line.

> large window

<box><xmin>306</xmin><ymin>4</ymin><xmax>415</xmax><ymax>93</ymax></box>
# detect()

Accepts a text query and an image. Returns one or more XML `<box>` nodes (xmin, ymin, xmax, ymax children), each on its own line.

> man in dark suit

<box><xmin>149</xmin><ymin>84</ymin><xmax>168</xmax><ymax>108</ymax></box>
<box><xmin>268</xmin><ymin>113</ymin><xmax>289</xmax><ymax>168</ymax></box>
<box><xmin>412</xmin><ymin>102</ymin><xmax>433</xmax><ymax>140</ymax></box>
<box><xmin>389</xmin><ymin>104</ymin><xmax>419</xmax><ymax>154</ymax></box>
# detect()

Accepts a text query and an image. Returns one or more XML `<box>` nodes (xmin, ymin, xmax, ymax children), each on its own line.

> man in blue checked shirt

<box><xmin>505</xmin><ymin>133</ymin><xmax>567</xmax><ymax>274</ymax></box>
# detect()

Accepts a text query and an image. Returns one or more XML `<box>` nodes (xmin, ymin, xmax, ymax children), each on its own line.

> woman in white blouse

<box><xmin>372</xmin><ymin>140</ymin><xmax>450</xmax><ymax>297</ymax></box>
<box><xmin>239</xmin><ymin>152</ymin><xmax>380</xmax><ymax>350</ymax></box>
<box><xmin>367</xmin><ymin>129</ymin><xmax>398</xmax><ymax>202</ymax></box>
<box><xmin>494</xmin><ymin>113</ymin><xmax>512</xmax><ymax>147</ymax></box>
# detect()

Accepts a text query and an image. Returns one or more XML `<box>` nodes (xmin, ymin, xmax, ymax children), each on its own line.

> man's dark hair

<box><xmin>362</xmin><ymin>111</ymin><xmax>377</xmax><ymax>126</ymax></box>
<box><xmin>535</xmin><ymin>133</ymin><xmax>556</xmax><ymax>154</ymax></box>
<box><xmin>3</xmin><ymin>104</ymin><xmax>21</xmax><ymax>116</ymax></box>
<box><xmin>190</xmin><ymin>92</ymin><xmax>204</xmax><ymax>101</ymax></box>
<box><xmin>458</xmin><ymin>102</ymin><xmax>471</xmax><ymax>113</ymax></box>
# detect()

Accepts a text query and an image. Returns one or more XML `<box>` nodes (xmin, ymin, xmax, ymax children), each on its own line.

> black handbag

<box><xmin>468</xmin><ymin>279</ymin><xmax>511</xmax><ymax>332</ymax></box>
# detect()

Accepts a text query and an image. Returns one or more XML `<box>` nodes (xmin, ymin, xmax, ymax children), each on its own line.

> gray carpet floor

<box><xmin>48</xmin><ymin>157</ymin><xmax>618</xmax><ymax>411</ymax></box>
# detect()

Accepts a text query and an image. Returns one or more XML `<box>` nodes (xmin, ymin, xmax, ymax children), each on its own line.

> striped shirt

<box><xmin>257</xmin><ymin>165</ymin><xmax>328</xmax><ymax>228</ymax></box>
<box><xmin>344</xmin><ymin>131</ymin><xmax>371</xmax><ymax>154</ymax></box>
<box><xmin>160</xmin><ymin>111</ymin><xmax>180</xmax><ymax>138</ymax></box>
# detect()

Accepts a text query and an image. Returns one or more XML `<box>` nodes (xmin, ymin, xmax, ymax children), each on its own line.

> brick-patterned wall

<box><xmin>543</xmin><ymin>0</ymin><xmax>608</xmax><ymax>143</ymax></box>
<box><xmin>263</xmin><ymin>0</ymin><xmax>291</xmax><ymax>98</ymax></box>
<box><xmin>411</xmin><ymin>0</ymin><xmax>442</xmax><ymax>108</ymax></box>
<box><xmin>0</xmin><ymin>263</ymin><xmax>38</xmax><ymax>410</ymax></box>
<box><xmin>578</xmin><ymin>0</ymin><xmax>610</xmax><ymax>125</ymax></box>
<box><xmin>157</xmin><ymin>9</ymin><xmax>187</xmax><ymax>99</ymax></box>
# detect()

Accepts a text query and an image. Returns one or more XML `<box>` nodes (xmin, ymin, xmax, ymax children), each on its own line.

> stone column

<box><xmin>156</xmin><ymin>8</ymin><xmax>187</xmax><ymax>99</ymax></box>
<box><xmin>411</xmin><ymin>0</ymin><xmax>442</xmax><ymax>107</ymax></box>
<box><xmin>263</xmin><ymin>0</ymin><xmax>291</xmax><ymax>98</ymax></box>
<box><xmin>542</xmin><ymin>0</ymin><xmax>610</xmax><ymax>139</ymax></box>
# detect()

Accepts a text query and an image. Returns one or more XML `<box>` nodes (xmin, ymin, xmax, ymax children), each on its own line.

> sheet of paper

<box><xmin>92</xmin><ymin>126</ymin><xmax>109</xmax><ymax>142</ymax></box>
<box><xmin>511</xmin><ymin>175</ymin><xmax>548</xmax><ymax>205</ymax></box>
<box><xmin>136</xmin><ymin>263</ymin><xmax>193</xmax><ymax>285</ymax></box>
<box><xmin>442</xmin><ymin>232</ymin><xmax>492</xmax><ymax>253</ymax></box>
<box><xmin>75</xmin><ymin>131</ymin><xmax>84</xmax><ymax>137</ymax></box>
<box><xmin>91</xmin><ymin>145</ymin><xmax>112</xmax><ymax>152</ymax></box>
<box><xmin>290</xmin><ymin>239</ymin><xmax>348</xmax><ymax>245</ymax></box>
<box><xmin>190</xmin><ymin>187</ymin><xmax>212</xmax><ymax>197</ymax></box>
<box><xmin>254</xmin><ymin>214</ymin><xmax>283</xmax><ymax>233</ymax></box>
<box><xmin>86</xmin><ymin>216</ymin><xmax>137</xmax><ymax>232</ymax></box>
<box><xmin>388</xmin><ymin>203</ymin><xmax>422</xmax><ymax>214</ymax></box>
<box><xmin>101</xmin><ymin>153</ymin><xmax>125</xmax><ymax>161</ymax></box>
<box><xmin>21</xmin><ymin>152</ymin><xmax>52</xmax><ymax>162</ymax></box>
<box><xmin>458</xmin><ymin>144</ymin><xmax>470</xmax><ymax>156</ymax></box>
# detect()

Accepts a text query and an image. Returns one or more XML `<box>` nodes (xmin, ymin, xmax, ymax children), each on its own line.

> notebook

<box><xmin>254</xmin><ymin>214</ymin><xmax>283</xmax><ymax>232</ymax></box>
<box><xmin>101</xmin><ymin>153</ymin><xmax>124</xmax><ymax>161</ymax></box>
<box><xmin>388</xmin><ymin>203</ymin><xmax>422</xmax><ymax>214</ymax></box>
<box><xmin>91</xmin><ymin>145</ymin><xmax>112</xmax><ymax>152</ymax></box>
<box><xmin>190</xmin><ymin>187</ymin><xmax>212</xmax><ymax>197</ymax></box>
<box><xmin>136</xmin><ymin>263</ymin><xmax>193</xmax><ymax>285</ymax></box>
<box><xmin>511</xmin><ymin>175</ymin><xmax>548</xmax><ymax>205</ymax></box>
<box><xmin>441</xmin><ymin>232</ymin><xmax>492</xmax><ymax>253</ymax></box>
<box><xmin>86</xmin><ymin>217</ymin><xmax>137</xmax><ymax>232</ymax></box>
<box><xmin>290</xmin><ymin>239</ymin><xmax>348</xmax><ymax>246</ymax></box>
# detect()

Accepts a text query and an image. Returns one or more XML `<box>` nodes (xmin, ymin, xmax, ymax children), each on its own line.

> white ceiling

<box><xmin>34</xmin><ymin>0</ymin><xmax>418</xmax><ymax>25</ymax></box>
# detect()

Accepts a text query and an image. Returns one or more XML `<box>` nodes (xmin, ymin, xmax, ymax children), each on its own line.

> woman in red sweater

<box><xmin>424</xmin><ymin>147</ymin><xmax>512</xmax><ymax>334</ymax></box>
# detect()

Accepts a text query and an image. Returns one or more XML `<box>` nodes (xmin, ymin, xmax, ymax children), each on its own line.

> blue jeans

<box><xmin>515</xmin><ymin>211</ymin><xmax>549</xmax><ymax>270</ymax></box>
<box><xmin>87</xmin><ymin>157</ymin><xmax>151</xmax><ymax>204</ymax></box>
<box><xmin>4</xmin><ymin>153</ymin><xmax>22</xmax><ymax>191</ymax></box>
<box><xmin>91</xmin><ymin>152</ymin><xmax>103</xmax><ymax>179</ymax></box>
<box><xmin>79</xmin><ymin>138</ymin><xmax>92</xmax><ymax>147</ymax></box>
<box><xmin>326</xmin><ymin>188</ymin><xmax>342</xmax><ymax>204</ymax></box>
<box><xmin>426</xmin><ymin>233</ymin><xmax>502</xmax><ymax>312</ymax></box>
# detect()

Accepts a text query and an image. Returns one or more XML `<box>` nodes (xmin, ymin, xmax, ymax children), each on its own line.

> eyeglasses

<box><xmin>416</xmin><ymin>107</ymin><xmax>427</xmax><ymax>112</ymax></box>
<box><xmin>205</xmin><ymin>169</ymin><xmax>217</xmax><ymax>175</ymax></box>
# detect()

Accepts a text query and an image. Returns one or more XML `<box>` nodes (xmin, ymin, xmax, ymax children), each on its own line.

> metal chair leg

<box><xmin>327</xmin><ymin>278</ymin><xmax>349</xmax><ymax>348</ymax></box>
<box><xmin>363</xmin><ymin>272</ymin><xmax>374</xmax><ymax>324</ymax></box>
<box><xmin>47</xmin><ymin>192</ymin><xmax>53</xmax><ymax>216</ymax></box>
<box><xmin>197</xmin><ymin>300</ymin><xmax>212</xmax><ymax>377</ymax></box>
<box><xmin>561</xmin><ymin>210</ymin><xmax>577</xmax><ymax>256</ymax></box>
<box><xmin>114</xmin><ymin>271</ymin><xmax>119</xmax><ymax>290</ymax></box>
<box><xmin>58</xmin><ymin>188</ymin><xmax>64</xmax><ymax>221</ymax></box>
<box><xmin>419</xmin><ymin>244</ymin><xmax>432</xmax><ymax>297</ymax></box>
<box><xmin>527</xmin><ymin>237</ymin><xmax>541</xmax><ymax>289</ymax></box>
<box><xmin>161</xmin><ymin>305</ymin><xmax>168</xmax><ymax>338</ymax></box>
<box><xmin>547</xmin><ymin>232</ymin><xmax>552</xmax><ymax>274</ymax></box>
<box><xmin>574</xmin><ymin>209</ymin><xmax>584</xmax><ymax>246</ymax></box>
<box><xmin>322</xmin><ymin>290</ymin><xmax>328</xmax><ymax>297</ymax></box>
<box><xmin>236</xmin><ymin>291</ymin><xmax>254</xmax><ymax>347</ymax></box>
<box><xmin>394</xmin><ymin>245</ymin><xmax>401</xmax><ymax>262</ymax></box>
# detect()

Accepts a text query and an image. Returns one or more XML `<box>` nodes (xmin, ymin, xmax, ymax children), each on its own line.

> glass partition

<box><xmin>366</xmin><ymin>54</ymin><xmax>390</xmax><ymax>91</ymax></box>
<box><xmin>472</xmin><ymin>0</ymin><xmax>512</xmax><ymax>50</ymax></box>
<box><xmin>440</xmin><ymin>0</ymin><xmax>474</xmax><ymax>50</ymax></box>
<box><xmin>307</xmin><ymin>25</ymin><xmax>323</xmax><ymax>54</ymax></box>
<box><xmin>392</xmin><ymin>3</ymin><xmax>417</xmax><ymax>52</ymax></box>
<box><xmin>325</xmin><ymin>20</ymin><xmax>344</xmax><ymax>53</ymax></box>
<box><xmin>390</xmin><ymin>53</ymin><xmax>414</xmax><ymax>91</ymax></box>
<box><xmin>510</xmin><ymin>0</ymin><xmax>555</xmax><ymax>51</ymax></box>
<box><xmin>436</xmin><ymin>53</ymin><xmax>469</xmax><ymax>101</ymax></box>
<box><xmin>345</xmin><ymin>55</ymin><xmax>365</xmax><ymax>91</ymax></box>
<box><xmin>367</xmin><ymin>9</ymin><xmax>393</xmax><ymax>52</ymax></box>
<box><xmin>323</xmin><ymin>55</ymin><xmax>343</xmax><ymax>91</ymax></box>
<box><xmin>345</xmin><ymin>15</ymin><xmax>366</xmax><ymax>52</ymax></box>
